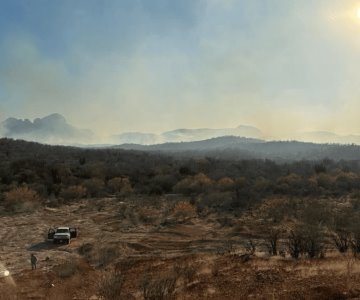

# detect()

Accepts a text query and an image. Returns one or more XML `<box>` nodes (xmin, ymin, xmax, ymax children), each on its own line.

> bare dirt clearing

<box><xmin>1</xmin><ymin>197</ymin><xmax>360</xmax><ymax>299</ymax></box>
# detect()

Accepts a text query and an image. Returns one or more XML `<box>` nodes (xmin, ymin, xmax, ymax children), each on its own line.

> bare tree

<box><xmin>332</xmin><ymin>230</ymin><xmax>350</xmax><ymax>253</ymax></box>
<box><xmin>288</xmin><ymin>225</ymin><xmax>324</xmax><ymax>259</ymax></box>
<box><xmin>266</xmin><ymin>228</ymin><xmax>281</xmax><ymax>256</ymax></box>
<box><xmin>288</xmin><ymin>230</ymin><xmax>303</xmax><ymax>259</ymax></box>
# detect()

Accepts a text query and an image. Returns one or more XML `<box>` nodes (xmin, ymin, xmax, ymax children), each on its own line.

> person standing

<box><xmin>31</xmin><ymin>254</ymin><xmax>37</xmax><ymax>270</ymax></box>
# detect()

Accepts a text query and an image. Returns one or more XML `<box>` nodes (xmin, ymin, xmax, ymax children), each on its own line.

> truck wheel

<box><xmin>66</xmin><ymin>239</ymin><xmax>70</xmax><ymax>245</ymax></box>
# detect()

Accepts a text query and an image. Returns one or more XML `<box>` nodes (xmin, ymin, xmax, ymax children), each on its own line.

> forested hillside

<box><xmin>117</xmin><ymin>136</ymin><xmax>360</xmax><ymax>161</ymax></box>
<box><xmin>1</xmin><ymin>138</ymin><xmax>360</xmax><ymax>213</ymax></box>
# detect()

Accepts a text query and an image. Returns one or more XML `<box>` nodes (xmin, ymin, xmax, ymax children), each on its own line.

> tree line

<box><xmin>0</xmin><ymin>138</ymin><xmax>360</xmax><ymax>213</ymax></box>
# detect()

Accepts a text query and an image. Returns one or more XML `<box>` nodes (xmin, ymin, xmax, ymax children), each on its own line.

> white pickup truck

<box><xmin>48</xmin><ymin>227</ymin><xmax>77</xmax><ymax>244</ymax></box>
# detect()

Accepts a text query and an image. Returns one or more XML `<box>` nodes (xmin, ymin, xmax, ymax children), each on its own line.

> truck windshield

<box><xmin>56</xmin><ymin>229</ymin><xmax>69</xmax><ymax>233</ymax></box>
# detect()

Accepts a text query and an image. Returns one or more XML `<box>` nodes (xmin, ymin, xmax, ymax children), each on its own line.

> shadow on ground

<box><xmin>27</xmin><ymin>242</ymin><xmax>57</xmax><ymax>251</ymax></box>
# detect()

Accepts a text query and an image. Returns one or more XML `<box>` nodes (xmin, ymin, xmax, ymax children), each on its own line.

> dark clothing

<box><xmin>31</xmin><ymin>255</ymin><xmax>37</xmax><ymax>270</ymax></box>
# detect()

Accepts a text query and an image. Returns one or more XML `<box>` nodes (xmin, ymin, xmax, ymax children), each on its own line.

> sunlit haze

<box><xmin>1</xmin><ymin>0</ymin><xmax>360</xmax><ymax>141</ymax></box>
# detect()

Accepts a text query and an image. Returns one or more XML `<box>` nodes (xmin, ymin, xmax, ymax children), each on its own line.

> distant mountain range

<box><xmin>0</xmin><ymin>113</ymin><xmax>265</xmax><ymax>145</ymax></box>
<box><xmin>297</xmin><ymin>131</ymin><xmax>360</xmax><ymax>145</ymax></box>
<box><xmin>0</xmin><ymin>113</ymin><xmax>94</xmax><ymax>145</ymax></box>
<box><xmin>110</xmin><ymin>126</ymin><xmax>360</xmax><ymax>146</ymax></box>
<box><xmin>117</xmin><ymin>136</ymin><xmax>264</xmax><ymax>152</ymax></box>
<box><xmin>110</xmin><ymin>125</ymin><xmax>263</xmax><ymax>144</ymax></box>
<box><xmin>1</xmin><ymin>113</ymin><xmax>360</xmax><ymax>148</ymax></box>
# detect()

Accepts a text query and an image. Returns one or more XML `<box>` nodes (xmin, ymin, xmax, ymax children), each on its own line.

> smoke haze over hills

<box><xmin>1</xmin><ymin>114</ymin><xmax>265</xmax><ymax>145</ymax></box>
<box><xmin>2</xmin><ymin>1</ymin><xmax>360</xmax><ymax>138</ymax></box>
<box><xmin>110</xmin><ymin>124</ymin><xmax>263</xmax><ymax>144</ymax></box>
<box><xmin>0</xmin><ymin>113</ymin><xmax>94</xmax><ymax>145</ymax></box>
<box><xmin>2</xmin><ymin>114</ymin><xmax>360</xmax><ymax>148</ymax></box>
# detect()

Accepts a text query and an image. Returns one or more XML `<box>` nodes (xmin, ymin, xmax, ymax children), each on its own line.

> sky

<box><xmin>1</xmin><ymin>0</ymin><xmax>360</xmax><ymax>139</ymax></box>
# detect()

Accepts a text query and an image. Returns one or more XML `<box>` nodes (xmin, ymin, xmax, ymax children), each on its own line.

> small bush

<box><xmin>4</xmin><ymin>185</ymin><xmax>40</xmax><ymax>213</ymax></box>
<box><xmin>173</xmin><ymin>262</ymin><xmax>197</xmax><ymax>285</ymax></box>
<box><xmin>108</xmin><ymin>177</ymin><xmax>133</xmax><ymax>196</ymax></box>
<box><xmin>98</xmin><ymin>269</ymin><xmax>126</xmax><ymax>300</ymax></box>
<box><xmin>82</xmin><ymin>178</ymin><xmax>105</xmax><ymax>197</ymax></box>
<box><xmin>141</xmin><ymin>272</ymin><xmax>177</xmax><ymax>300</ymax></box>
<box><xmin>78</xmin><ymin>243</ymin><xmax>94</xmax><ymax>261</ymax></box>
<box><xmin>97</xmin><ymin>246</ymin><xmax>120</xmax><ymax>267</ymax></box>
<box><xmin>54</xmin><ymin>261</ymin><xmax>77</xmax><ymax>278</ymax></box>
<box><xmin>173</xmin><ymin>200</ymin><xmax>196</xmax><ymax>222</ymax></box>
<box><xmin>118</xmin><ymin>205</ymin><xmax>140</xmax><ymax>226</ymax></box>
<box><xmin>216</xmin><ymin>177</ymin><xmax>235</xmax><ymax>191</ymax></box>
<box><xmin>200</xmin><ymin>191</ymin><xmax>234</xmax><ymax>212</ymax></box>
<box><xmin>174</xmin><ymin>173</ymin><xmax>213</xmax><ymax>195</ymax></box>
<box><xmin>60</xmin><ymin>185</ymin><xmax>87</xmax><ymax>201</ymax></box>
<box><xmin>114</xmin><ymin>259</ymin><xmax>136</xmax><ymax>274</ymax></box>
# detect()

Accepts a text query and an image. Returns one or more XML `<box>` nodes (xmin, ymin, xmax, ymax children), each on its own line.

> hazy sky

<box><xmin>1</xmin><ymin>0</ymin><xmax>360</xmax><ymax>138</ymax></box>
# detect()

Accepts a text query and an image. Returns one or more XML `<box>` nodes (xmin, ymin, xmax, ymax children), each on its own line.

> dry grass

<box><xmin>98</xmin><ymin>269</ymin><xmax>126</xmax><ymax>300</ymax></box>
<box><xmin>3</xmin><ymin>198</ymin><xmax>360</xmax><ymax>299</ymax></box>
<box><xmin>173</xmin><ymin>200</ymin><xmax>196</xmax><ymax>222</ymax></box>
<box><xmin>140</xmin><ymin>271</ymin><xmax>178</xmax><ymax>300</ymax></box>
<box><xmin>53</xmin><ymin>261</ymin><xmax>78</xmax><ymax>278</ymax></box>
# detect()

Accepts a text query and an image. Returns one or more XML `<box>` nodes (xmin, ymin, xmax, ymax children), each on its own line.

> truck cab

<box><xmin>48</xmin><ymin>227</ymin><xmax>77</xmax><ymax>244</ymax></box>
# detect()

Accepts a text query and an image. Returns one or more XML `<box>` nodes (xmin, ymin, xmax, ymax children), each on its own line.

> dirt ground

<box><xmin>1</xmin><ymin>197</ymin><xmax>360</xmax><ymax>299</ymax></box>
